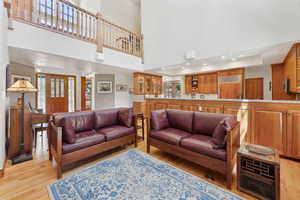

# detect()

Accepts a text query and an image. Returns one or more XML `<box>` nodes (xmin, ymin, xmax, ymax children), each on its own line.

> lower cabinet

<box><xmin>286</xmin><ymin>110</ymin><xmax>300</xmax><ymax>159</ymax></box>
<box><xmin>200</xmin><ymin>104</ymin><xmax>223</xmax><ymax>113</ymax></box>
<box><xmin>251</xmin><ymin>107</ymin><xmax>286</xmax><ymax>154</ymax></box>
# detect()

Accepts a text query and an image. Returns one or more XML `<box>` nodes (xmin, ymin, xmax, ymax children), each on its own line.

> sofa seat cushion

<box><xmin>150</xmin><ymin>128</ymin><xmax>191</xmax><ymax>145</ymax></box>
<box><xmin>62</xmin><ymin>130</ymin><xmax>105</xmax><ymax>154</ymax></box>
<box><xmin>97</xmin><ymin>125</ymin><xmax>135</xmax><ymax>141</ymax></box>
<box><xmin>181</xmin><ymin>135</ymin><xmax>226</xmax><ymax>161</ymax></box>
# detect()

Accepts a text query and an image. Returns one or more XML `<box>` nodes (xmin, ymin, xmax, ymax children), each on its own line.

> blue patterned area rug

<box><xmin>48</xmin><ymin>149</ymin><xmax>244</xmax><ymax>200</ymax></box>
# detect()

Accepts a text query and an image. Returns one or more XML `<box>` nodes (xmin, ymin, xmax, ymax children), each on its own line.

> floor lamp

<box><xmin>7</xmin><ymin>79</ymin><xmax>37</xmax><ymax>164</ymax></box>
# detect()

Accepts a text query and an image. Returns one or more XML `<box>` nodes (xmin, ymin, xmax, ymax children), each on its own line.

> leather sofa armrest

<box><xmin>226</xmin><ymin>122</ymin><xmax>240</xmax><ymax>164</ymax></box>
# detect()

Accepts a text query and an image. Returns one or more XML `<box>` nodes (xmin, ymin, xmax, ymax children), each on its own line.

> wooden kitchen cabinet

<box><xmin>286</xmin><ymin>110</ymin><xmax>300</xmax><ymax>159</ymax></box>
<box><xmin>185</xmin><ymin>73</ymin><xmax>217</xmax><ymax>94</ymax></box>
<box><xmin>133</xmin><ymin>72</ymin><xmax>162</xmax><ymax>95</ymax></box>
<box><xmin>251</xmin><ymin>105</ymin><xmax>286</xmax><ymax>154</ymax></box>
<box><xmin>200</xmin><ymin>103</ymin><xmax>223</xmax><ymax>113</ymax></box>
<box><xmin>282</xmin><ymin>43</ymin><xmax>300</xmax><ymax>93</ymax></box>
<box><xmin>198</xmin><ymin>73</ymin><xmax>218</xmax><ymax>94</ymax></box>
<box><xmin>133</xmin><ymin>73</ymin><xmax>145</xmax><ymax>95</ymax></box>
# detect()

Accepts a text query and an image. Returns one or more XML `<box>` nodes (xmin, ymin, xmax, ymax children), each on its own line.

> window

<box><xmin>39</xmin><ymin>0</ymin><xmax>54</xmax><ymax>16</ymax></box>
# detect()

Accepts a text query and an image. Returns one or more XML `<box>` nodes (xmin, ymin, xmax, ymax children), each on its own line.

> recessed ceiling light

<box><xmin>181</xmin><ymin>66</ymin><xmax>185</xmax><ymax>70</ymax></box>
<box><xmin>231</xmin><ymin>58</ymin><xmax>237</xmax><ymax>61</ymax></box>
<box><xmin>221</xmin><ymin>56</ymin><xmax>226</xmax><ymax>59</ymax></box>
<box><xmin>239</xmin><ymin>55</ymin><xmax>245</xmax><ymax>58</ymax></box>
<box><xmin>186</xmin><ymin>62</ymin><xmax>191</xmax><ymax>66</ymax></box>
<box><xmin>203</xmin><ymin>63</ymin><xmax>208</xmax><ymax>66</ymax></box>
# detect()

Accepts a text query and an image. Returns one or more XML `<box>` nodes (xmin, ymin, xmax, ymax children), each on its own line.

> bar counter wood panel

<box><xmin>145</xmin><ymin>98</ymin><xmax>300</xmax><ymax>160</ymax></box>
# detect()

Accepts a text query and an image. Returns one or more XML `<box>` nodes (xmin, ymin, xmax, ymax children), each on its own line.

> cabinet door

<box><xmin>145</xmin><ymin>75</ymin><xmax>153</xmax><ymax>94</ymax></box>
<box><xmin>286</xmin><ymin>110</ymin><xmax>300</xmax><ymax>159</ymax></box>
<box><xmin>201</xmin><ymin>104</ymin><xmax>223</xmax><ymax>113</ymax></box>
<box><xmin>207</xmin><ymin>73</ymin><xmax>218</xmax><ymax>94</ymax></box>
<box><xmin>133</xmin><ymin>74</ymin><xmax>145</xmax><ymax>95</ymax></box>
<box><xmin>185</xmin><ymin>75</ymin><xmax>192</xmax><ymax>94</ymax></box>
<box><xmin>252</xmin><ymin>107</ymin><xmax>286</xmax><ymax>153</ymax></box>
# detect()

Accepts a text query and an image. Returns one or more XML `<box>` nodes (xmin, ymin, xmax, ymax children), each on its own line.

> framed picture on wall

<box><xmin>11</xmin><ymin>74</ymin><xmax>31</xmax><ymax>85</ymax></box>
<box><xmin>97</xmin><ymin>80</ymin><xmax>113</xmax><ymax>93</ymax></box>
<box><xmin>116</xmin><ymin>84</ymin><xmax>128</xmax><ymax>92</ymax></box>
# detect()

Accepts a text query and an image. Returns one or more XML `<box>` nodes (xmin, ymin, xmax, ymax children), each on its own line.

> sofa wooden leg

<box><xmin>226</xmin><ymin>172</ymin><xmax>233</xmax><ymax>190</ymax></box>
<box><xmin>147</xmin><ymin>142</ymin><xmax>150</xmax><ymax>153</ymax></box>
<box><xmin>134</xmin><ymin>134</ymin><xmax>138</xmax><ymax>148</ymax></box>
<box><xmin>57</xmin><ymin>163</ymin><xmax>62</xmax><ymax>179</ymax></box>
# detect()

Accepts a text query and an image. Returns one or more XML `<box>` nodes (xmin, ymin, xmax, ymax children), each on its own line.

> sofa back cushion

<box><xmin>193</xmin><ymin>112</ymin><xmax>232</xmax><ymax>136</ymax></box>
<box><xmin>166</xmin><ymin>109</ymin><xmax>194</xmax><ymax>132</ymax></box>
<box><xmin>54</xmin><ymin>111</ymin><xmax>94</xmax><ymax>144</ymax></box>
<box><xmin>118</xmin><ymin>108</ymin><xmax>133</xmax><ymax>127</ymax></box>
<box><xmin>212</xmin><ymin>116</ymin><xmax>238</xmax><ymax>149</ymax></box>
<box><xmin>151</xmin><ymin>110</ymin><xmax>170</xmax><ymax>130</ymax></box>
<box><xmin>94</xmin><ymin>108</ymin><xmax>119</xmax><ymax>129</ymax></box>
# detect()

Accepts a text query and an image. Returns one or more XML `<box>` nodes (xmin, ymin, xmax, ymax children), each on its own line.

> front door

<box><xmin>46</xmin><ymin>75</ymin><xmax>68</xmax><ymax>113</ymax></box>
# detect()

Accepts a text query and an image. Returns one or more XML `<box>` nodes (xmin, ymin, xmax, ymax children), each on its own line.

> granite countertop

<box><xmin>145</xmin><ymin>97</ymin><xmax>300</xmax><ymax>104</ymax></box>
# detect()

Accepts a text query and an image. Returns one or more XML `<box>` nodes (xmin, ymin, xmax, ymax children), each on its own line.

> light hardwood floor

<box><xmin>0</xmin><ymin>133</ymin><xmax>300</xmax><ymax>200</ymax></box>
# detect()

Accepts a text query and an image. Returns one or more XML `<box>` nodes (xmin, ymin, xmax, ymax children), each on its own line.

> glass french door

<box><xmin>37</xmin><ymin>73</ymin><xmax>76</xmax><ymax>113</ymax></box>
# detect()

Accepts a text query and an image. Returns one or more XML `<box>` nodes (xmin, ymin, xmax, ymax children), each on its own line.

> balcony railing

<box><xmin>5</xmin><ymin>0</ymin><xmax>144</xmax><ymax>59</ymax></box>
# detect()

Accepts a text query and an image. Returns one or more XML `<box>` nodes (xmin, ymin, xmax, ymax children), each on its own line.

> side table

<box><xmin>237</xmin><ymin>143</ymin><xmax>280</xmax><ymax>200</ymax></box>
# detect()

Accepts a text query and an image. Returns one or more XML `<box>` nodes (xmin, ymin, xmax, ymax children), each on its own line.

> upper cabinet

<box><xmin>282</xmin><ymin>43</ymin><xmax>300</xmax><ymax>93</ymax></box>
<box><xmin>218</xmin><ymin>68</ymin><xmax>244</xmax><ymax>99</ymax></box>
<box><xmin>185</xmin><ymin>73</ymin><xmax>217</xmax><ymax>94</ymax></box>
<box><xmin>133</xmin><ymin>72</ymin><xmax>162</xmax><ymax>95</ymax></box>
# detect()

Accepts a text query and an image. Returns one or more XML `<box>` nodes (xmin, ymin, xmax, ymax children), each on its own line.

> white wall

<box><xmin>114</xmin><ymin>72</ymin><xmax>133</xmax><ymax>107</ymax></box>
<box><xmin>100</xmin><ymin>0</ymin><xmax>141</xmax><ymax>33</ymax></box>
<box><xmin>80</xmin><ymin>0</ymin><xmax>101</xmax><ymax>14</ymax></box>
<box><xmin>141</xmin><ymin>0</ymin><xmax>300</xmax><ymax>69</ymax></box>
<box><xmin>0</xmin><ymin>4</ymin><xmax>8</xmax><ymax>170</ymax></box>
<box><xmin>244</xmin><ymin>65</ymin><xmax>272</xmax><ymax>100</ymax></box>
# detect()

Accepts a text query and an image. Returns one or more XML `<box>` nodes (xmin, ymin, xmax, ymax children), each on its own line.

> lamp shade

<box><xmin>7</xmin><ymin>79</ymin><xmax>37</xmax><ymax>93</ymax></box>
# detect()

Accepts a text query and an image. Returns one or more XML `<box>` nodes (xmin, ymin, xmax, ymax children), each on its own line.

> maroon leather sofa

<box><xmin>49</xmin><ymin>108</ymin><xmax>137</xmax><ymax>178</ymax></box>
<box><xmin>147</xmin><ymin>109</ymin><xmax>240</xmax><ymax>189</ymax></box>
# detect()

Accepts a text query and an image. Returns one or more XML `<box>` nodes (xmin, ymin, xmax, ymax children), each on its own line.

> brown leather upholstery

<box><xmin>193</xmin><ymin>112</ymin><xmax>232</xmax><ymax>136</ymax></box>
<box><xmin>151</xmin><ymin>110</ymin><xmax>170</xmax><ymax>130</ymax></box>
<box><xmin>62</xmin><ymin>130</ymin><xmax>105</xmax><ymax>154</ymax></box>
<box><xmin>54</xmin><ymin>111</ymin><xmax>94</xmax><ymax>144</ymax></box>
<box><xmin>166</xmin><ymin>110</ymin><xmax>194</xmax><ymax>132</ymax></box>
<box><xmin>118</xmin><ymin>108</ymin><xmax>133</xmax><ymax>127</ymax></box>
<box><xmin>150</xmin><ymin>128</ymin><xmax>191</xmax><ymax>145</ymax></box>
<box><xmin>97</xmin><ymin>125</ymin><xmax>135</xmax><ymax>141</ymax></box>
<box><xmin>181</xmin><ymin>135</ymin><xmax>227</xmax><ymax>161</ymax></box>
<box><xmin>94</xmin><ymin>108</ymin><xmax>119</xmax><ymax>129</ymax></box>
<box><xmin>212</xmin><ymin>116</ymin><xmax>238</xmax><ymax>149</ymax></box>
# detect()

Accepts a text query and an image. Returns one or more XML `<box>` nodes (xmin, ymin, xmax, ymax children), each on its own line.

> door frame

<box><xmin>35</xmin><ymin>72</ymin><xmax>77</xmax><ymax>112</ymax></box>
<box><xmin>81</xmin><ymin>76</ymin><xmax>92</xmax><ymax>111</ymax></box>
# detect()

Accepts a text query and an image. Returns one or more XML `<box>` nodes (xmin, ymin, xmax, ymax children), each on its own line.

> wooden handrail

<box><xmin>8</xmin><ymin>0</ymin><xmax>143</xmax><ymax>58</ymax></box>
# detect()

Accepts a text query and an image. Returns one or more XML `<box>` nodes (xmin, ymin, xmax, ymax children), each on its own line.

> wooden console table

<box><xmin>8</xmin><ymin>106</ymin><xmax>51</xmax><ymax>160</ymax></box>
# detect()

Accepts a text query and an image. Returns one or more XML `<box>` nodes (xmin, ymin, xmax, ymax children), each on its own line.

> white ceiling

<box><xmin>145</xmin><ymin>41</ymin><xmax>294</xmax><ymax>76</ymax></box>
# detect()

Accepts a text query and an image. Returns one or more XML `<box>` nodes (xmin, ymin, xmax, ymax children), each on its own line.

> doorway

<box><xmin>81</xmin><ymin>77</ymin><xmax>92</xmax><ymax>111</ymax></box>
<box><xmin>245</xmin><ymin>78</ymin><xmax>264</xmax><ymax>99</ymax></box>
<box><xmin>37</xmin><ymin>73</ymin><xmax>76</xmax><ymax>113</ymax></box>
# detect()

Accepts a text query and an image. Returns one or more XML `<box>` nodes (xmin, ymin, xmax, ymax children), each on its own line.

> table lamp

<box><xmin>7</xmin><ymin>79</ymin><xmax>37</xmax><ymax>164</ymax></box>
